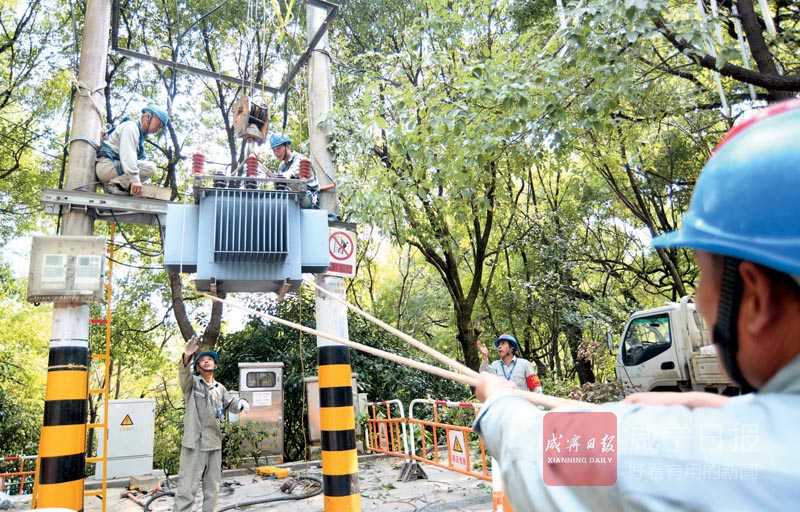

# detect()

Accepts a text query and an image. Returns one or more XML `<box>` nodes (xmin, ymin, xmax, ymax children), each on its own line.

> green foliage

<box><xmin>2</xmin><ymin>0</ymin><xmax>799</xmax><ymax>464</ymax></box>
<box><xmin>221</xmin><ymin>420</ymin><xmax>272</xmax><ymax>469</ymax></box>
<box><xmin>0</xmin><ymin>301</ymin><xmax>49</xmax><ymax>455</ymax></box>
<box><xmin>151</xmin><ymin>384</ymin><xmax>183</xmax><ymax>476</ymax></box>
<box><xmin>216</xmin><ymin>288</ymin><xmax>470</xmax><ymax>462</ymax></box>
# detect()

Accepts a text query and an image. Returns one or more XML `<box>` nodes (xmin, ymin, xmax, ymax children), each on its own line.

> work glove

<box><xmin>184</xmin><ymin>336</ymin><xmax>200</xmax><ymax>357</ymax></box>
<box><xmin>238</xmin><ymin>398</ymin><xmax>250</xmax><ymax>413</ymax></box>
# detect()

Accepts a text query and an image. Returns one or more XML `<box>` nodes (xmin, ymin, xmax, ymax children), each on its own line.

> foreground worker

<box><xmin>95</xmin><ymin>105</ymin><xmax>168</xmax><ymax>196</ymax></box>
<box><xmin>478</xmin><ymin>334</ymin><xmax>542</xmax><ymax>392</ymax></box>
<box><xmin>269</xmin><ymin>133</ymin><xmax>320</xmax><ymax>208</ymax></box>
<box><xmin>175</xmin><ymin>336</ymin><xmax>250</xmax><ymax>511</ymax></box>
<box><xmin>474</xmin><ymin>98</ymin><xmax>800</xmax><ymax>510</ymax></box>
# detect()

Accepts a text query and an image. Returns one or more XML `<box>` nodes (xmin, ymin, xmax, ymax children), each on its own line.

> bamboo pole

<box><xmin>198</xmin><ymin>293</ymin><xmax>591</xmax><ymax>410</ymax></box>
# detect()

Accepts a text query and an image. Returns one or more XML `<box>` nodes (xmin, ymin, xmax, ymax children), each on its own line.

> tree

<box><xmin>0</xmin><ymin>264</ymin><xmax>49</xmax><ymax>455</ymax></box>
<box><xmin>332</xmin><ymin>0</ymin><xmax>558</xmax><ymax>371</ymax></box>
<box><xmin>217</xmin><ymin>289</ymin><xmax>469</xmax><ymax>462</ymax></box>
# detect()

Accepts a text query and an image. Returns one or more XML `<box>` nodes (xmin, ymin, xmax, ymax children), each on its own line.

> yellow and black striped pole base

<box><xmin>318</xmin><ymin>344</ymin><xmax>361</xmax><ymax>511</ymax></box>
<box><xmin>34</xmin><ymin>324</ymin><xmax>89</xmax><ymax>510</ymax></box>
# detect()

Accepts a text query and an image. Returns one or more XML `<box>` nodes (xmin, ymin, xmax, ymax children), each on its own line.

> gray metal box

<box><xmin>163</xmin><ymin>189</ymin><xmax>330</xmax><ymax>293</ymax></box>
<box><xmin>300</xmin><ymin>209</ymin><xmax>331</xmax><ymax>273</ymax></box>
<box><xmin>304</xmin><ymin>373</ymin><xmax>360</xmax><ymax>444</ymax></box>
<box><xmin>26</xmin><ymin>236</ymin><xmax>106</xmax><ymax>303</ymax></box>
<box><xmin>94</xmin><ymin>399</ymin><xmax>155</xmax><ymax>479</ymax></box>
<box><xmin>237</xmin><ymin>362</ymin><xmax>284</xmax><ymax>463</ymax></box>
<box><xmin>163</xmin><ymin>203</ymin><xmax>199</xmax><ymax>273</ymax></box>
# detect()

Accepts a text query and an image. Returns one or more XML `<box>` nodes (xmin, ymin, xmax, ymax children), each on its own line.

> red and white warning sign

<box><xmin>327</xmin><ymin>228</ymin><xmax>356</xmax><ymax>278</ymax></box>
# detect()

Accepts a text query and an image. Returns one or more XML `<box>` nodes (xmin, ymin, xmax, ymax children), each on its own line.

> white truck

<box><xmin>612</xmin><ymin>296</ymin><xmax>739</xmax><ymax>395</ymax></box>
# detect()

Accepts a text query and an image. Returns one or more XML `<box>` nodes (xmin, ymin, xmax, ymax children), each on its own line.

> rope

<box><xmin>197</xmin><ymin>292</ymin><xmax>591</xmax><ymax>410</ymax></box>
<box><xmin>303</xmin><ymin>277</ymin><xmax>478</xmax><ymax>378</ymax></box>
<box><xmin>69</xmin><ymin>70</ymin><xmax>106</xmax><ymax>125</ymax></box>
<box><xmin>298</xmin><ymin>289</ymin><xmax>309</xmax><ymax>470</ymax></box>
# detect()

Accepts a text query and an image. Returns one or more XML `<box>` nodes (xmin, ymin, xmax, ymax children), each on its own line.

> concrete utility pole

<box><xmin>307</xmin><ymin>4</ymin><xmax>338</xmax><ymax>217</ymax></box>
<box><xmin>308</xmin><ymin>4</ymin><xmax>362</xmax><ymax>511</ymax></box>
<box><xmin>33</xmin><ymin>0</ymin><xmax>110</xmax><ymax>509</ymax></box>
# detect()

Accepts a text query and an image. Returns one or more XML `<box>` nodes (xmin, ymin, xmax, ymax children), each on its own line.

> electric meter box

<box><xmin>237</xmin><ymin>362</ymin><xmax>284</xmax><ymax>464</ymax></box>
<box><xmin>27</xmin><ymin>236</ymin><xmax>106</xmax><ymax>303</ymax></box>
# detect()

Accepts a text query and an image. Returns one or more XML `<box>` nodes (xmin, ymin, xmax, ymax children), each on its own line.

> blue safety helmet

<box><xmin>652</xmin><ymin>98</ymin><xmax>800</xmax><ymax>277</ymax></box>
<box><xmin>270</xmin><ymin>133</ymin><xmax>291</xmax><ymax>149</ymax></box>
<box><xmin>493</xmin><ymin>334</ymin><xmax>520</xmax><ymax>354</ymax></box>
<box><xmin>141</xmin><ymin>105</ymin><xmax>169</xmax><ymax>127</ymax></box>
<box><xmin>194</xmin><ymin>350</ymin><xmax>219</xmax><ymax>373</ymax></box>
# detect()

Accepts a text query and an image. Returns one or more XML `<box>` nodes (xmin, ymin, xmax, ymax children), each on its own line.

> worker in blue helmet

<box><xmin>175</xmin><ymin>336</ymin><xmax>249</xmax><ymax>511</ymax></box>
<box><xmin>473</xmin><ymin>98</ymin><xmax>800</xmax><ymax>511</ymax></box>
<box><xmin>96</xmin><ymin>105</ymin><xmax>169</xmax><ymax>196</ymax></box>
<box><xmin>268</xmin><ymin>132</ymin><xmax>320</xmax><ymax>208</ymax></box>
<box><xmin>477</xmin><ymin>334</ymin><xmax>542</xmax><ymax>392</ymax></box>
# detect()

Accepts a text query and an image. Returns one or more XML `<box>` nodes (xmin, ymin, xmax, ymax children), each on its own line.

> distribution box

<box><xmin>94</xmin><ymin>399</ymin><xmax>155</xmax><ymax>479</ymax></box>
<box><xmin>27</xmin><ymin>236</ymin><xmax>106</xmax><ymax>303</ymax></box>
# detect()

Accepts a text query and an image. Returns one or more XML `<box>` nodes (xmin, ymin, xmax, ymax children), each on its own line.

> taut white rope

<box><xmin>198</xmin><ymin>292</ymin><xmax>591</xmax><ymax>410</ymax></box>
<box><xmin>304</xmin><ymin>277</ymin><xmax>479</xmax><ymax>378</ymax></box>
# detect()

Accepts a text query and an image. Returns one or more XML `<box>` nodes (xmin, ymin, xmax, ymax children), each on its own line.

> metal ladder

<box><xmin>84</xmin><ymin>223</ymin><xmax>116</xmax><ymax>510</ymax></box>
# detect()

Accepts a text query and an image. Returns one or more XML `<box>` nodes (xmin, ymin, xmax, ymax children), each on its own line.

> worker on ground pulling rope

<box><xmin>175</xmin><ymin>336</ymin><xmax>250</xmax><ymax>512</ymax></box>
<box><xmin>477</xmin><ymin>334</ymin><xmax>542</xmax><ymax>393</ymax></box>
<box><xmin>268</xmin><ymin>133</ymin><xmax>320</xmax><ymax>209</ymax></box>
<box><xmin>95</xmin><ymin>105</ymin><xmax>168</xmax><ymax>196</ymax></box>
<box><xmin>474</xmin><ymin>98</ymin><xmax>800</xmax><ymax>510</ymax></box>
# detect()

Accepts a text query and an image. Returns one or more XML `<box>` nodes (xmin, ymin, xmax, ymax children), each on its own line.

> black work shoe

<box><xmin>103</xmin><ymin>183</ymin><xmax>130</xmax><ymax>196</ymax></box>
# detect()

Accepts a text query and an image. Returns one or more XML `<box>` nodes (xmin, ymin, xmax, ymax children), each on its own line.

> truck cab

<box><xmin>614</xmin><ymin>296</ymin><xmax>739</xmax><ymax>395</ymax></box>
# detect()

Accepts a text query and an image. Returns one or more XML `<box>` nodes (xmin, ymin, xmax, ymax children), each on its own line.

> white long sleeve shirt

<box><xmin>480</xmin><ymin>356</ymin><xmax>543</xmax><ymax>393</ymax></box>
<box><xmin>102</xmin><ymin>119</ymin><xmax>145</xmax><ymax>183</ymax></box>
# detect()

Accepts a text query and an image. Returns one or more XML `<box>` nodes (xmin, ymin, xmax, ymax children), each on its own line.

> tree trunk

<box><xmin>563</xmin><ymin>322</ymin><xmax>595</xmax><ymax>384</ymax></box>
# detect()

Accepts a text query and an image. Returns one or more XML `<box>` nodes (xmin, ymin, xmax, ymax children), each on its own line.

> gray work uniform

<box><xmin>174</xmin><ymin>358</ymin><xmax>237</xmax><ymax>512</ymax></box>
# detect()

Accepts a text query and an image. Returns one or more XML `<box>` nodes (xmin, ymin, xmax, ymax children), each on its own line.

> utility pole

<box><xmin>308</xmin><ymin>4</ymin><xmax>361</xmax><ymax>511</ymax></box>
<box><xmin>33</xmin><ymin>0</ymin><xmax>109</xmax><ymax>509</ymax></box>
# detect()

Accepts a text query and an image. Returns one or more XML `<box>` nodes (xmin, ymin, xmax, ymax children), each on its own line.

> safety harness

<box><xmin>96</xmin><ymin>117</ymin><xmax>146</xmax><ymax>176</ymax></box>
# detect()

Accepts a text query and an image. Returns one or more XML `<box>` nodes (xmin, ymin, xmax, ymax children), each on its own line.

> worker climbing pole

<box><xmin>307</xmin><ymin>3</ymin><xmax>361</xmax><ymax>510</ymax></box>
<box><xmin>32</xmin><ymin>0</ymin><xmax>109</xmax><ymax>508</ymax></box>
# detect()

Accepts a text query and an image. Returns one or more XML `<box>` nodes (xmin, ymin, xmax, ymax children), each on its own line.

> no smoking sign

<box><xmin>327</xmin><ymin>229</ymin><xmax>356</xmax><ymax>277</ymax></box>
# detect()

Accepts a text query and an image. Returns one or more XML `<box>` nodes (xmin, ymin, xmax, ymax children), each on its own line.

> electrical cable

<box><xmin>298</xmin><ymin>288</ymin><xmax>309</xmax><ymax>466</ymax></box>
<box><xmin>215</xmin><ymin>476</ymin><xmax>323</xmax><ymax>511</ymax></box>
<box><xmin>108</xmin><ymin>212</ymin><xmax>164</xmax><ymax>258</ymax></box>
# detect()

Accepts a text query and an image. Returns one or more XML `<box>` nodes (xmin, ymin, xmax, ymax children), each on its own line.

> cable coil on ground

<box><xmin>216</xmin><ymin>476</ymin><xmax>323</xmax><ymax>511</ymax></box>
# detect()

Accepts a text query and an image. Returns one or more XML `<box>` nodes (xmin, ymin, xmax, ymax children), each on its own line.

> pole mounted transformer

<box><xmin>164</xmin><ymin>181</ymin><xmax>330</xmax><ymax>294</ymax></box>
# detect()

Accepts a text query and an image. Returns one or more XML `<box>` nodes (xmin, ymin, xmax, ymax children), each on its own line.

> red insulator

<box><xmin>246</xmin><ymin>155</ymin><xmax>259</xmax><ymax>177</ymax></box>
<box><xmin>192</xmin><ymin>151</ymin><xmax>205</xmax><ymax>174</ymax></box>
<box><xmin>299</xmin><ymin>158</ymin><xmax>312</xmax><ymax>179</ymax></box>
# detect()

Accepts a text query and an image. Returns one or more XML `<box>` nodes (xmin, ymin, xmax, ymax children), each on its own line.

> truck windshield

<box><xmin>622</xmin><ymin>314</ymin><xmax>672</xmax><ymax>366</ymax></box>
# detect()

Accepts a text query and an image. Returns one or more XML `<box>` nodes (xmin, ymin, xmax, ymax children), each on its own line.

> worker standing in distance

<box><xmin>269</xmin><ymin>133</ymin><xmax>320</xmax><ymax>208</ymax></box>
<box><xmin>175</xmin><ymin>336</ymin><xmax>250</xmax><ymax>512</ymax></box>
<box><xmin>95</xmin><ymin>105</ymin><xmax>168</xmax><ymax>196</ymax></box>
<box><xmin>473</xmin><ymin>98</ymin><xmax>800</xmax><ymax>510</ymax></box>
<box><xmin>478</xmin><ymin>334</ymin><xmax>542</xmax><ymax>392</ymax></box>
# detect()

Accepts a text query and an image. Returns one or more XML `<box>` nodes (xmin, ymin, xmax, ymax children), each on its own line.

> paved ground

<box><xmin>5</xmin><ymin>456</ymin><xmax>494</xmax><ymax>512</ymax></box>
